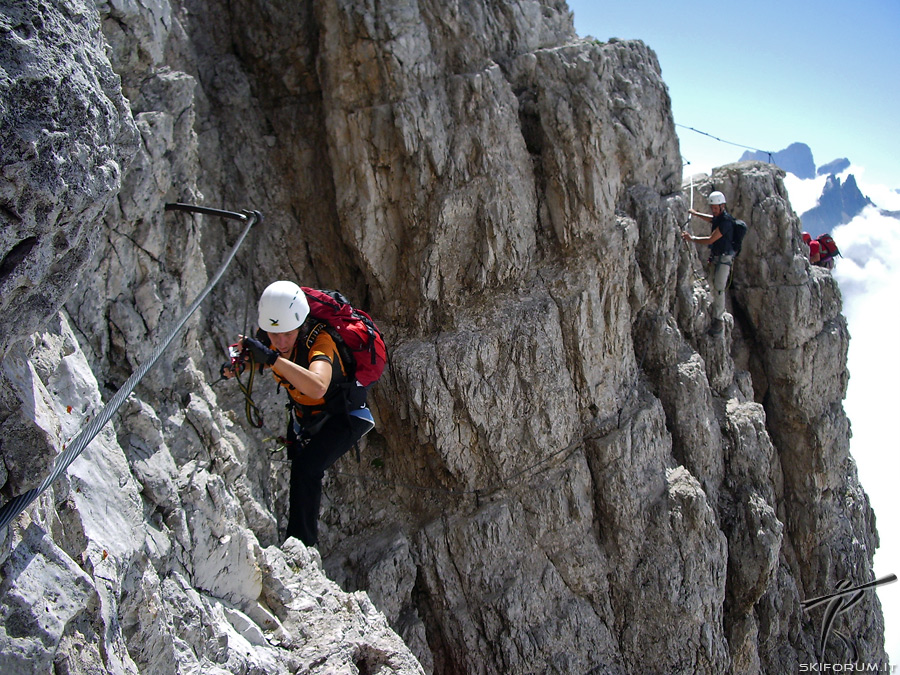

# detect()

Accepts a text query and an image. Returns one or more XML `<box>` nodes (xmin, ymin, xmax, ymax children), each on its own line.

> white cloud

<box><xmin>783</xmin><ymin>174</ymin><xmax>828</xmax><ymax>215</ymax></box>
<box><xmin>783</xmin><ymin>166</ymin><xmax>900</xmax><ymax>224</ymax></box>
<box><xmin>847</xmin><ymin>165</ymin><xmax>900</xmax><ymax>212</ymax></box>
<box><xmin>831</xmin><ymin>206</ymin><xmax>900</xmax><ymax>665</ymax></box>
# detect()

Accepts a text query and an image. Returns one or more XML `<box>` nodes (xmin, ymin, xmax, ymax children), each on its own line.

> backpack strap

<box><xmin>305</xmin><ymin>322</ymin><xmax>326</xmax><ymax>350</ymax></box>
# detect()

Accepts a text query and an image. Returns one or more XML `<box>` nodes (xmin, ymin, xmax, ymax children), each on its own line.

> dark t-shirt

<box><xmin>710</xmin><ymin>212</ymin><xmax>735</xmax><ymax>256</ymax></box>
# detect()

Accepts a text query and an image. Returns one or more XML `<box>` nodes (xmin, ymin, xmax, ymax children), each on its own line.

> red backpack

<box><xmin>816</xmin><ymin>234</ymin><xmax>840</xmax><ymax>259</ymax></box>
<box><xmin>301</xmin><ymin>288</ymin><xmax>387</xmax><ymax>388</ymax></box>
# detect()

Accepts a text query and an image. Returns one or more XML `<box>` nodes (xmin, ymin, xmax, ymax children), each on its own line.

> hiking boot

<box><xmin>707</xmin><ymin>319</ymin><xmax>724</xmax><ymax>336</ymax></box>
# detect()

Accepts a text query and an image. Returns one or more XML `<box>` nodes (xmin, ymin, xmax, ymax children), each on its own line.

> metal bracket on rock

<box><xmin>164</xmin><ymin>203</ymin><xmax>263</xmax><ymax>224</ymax></box>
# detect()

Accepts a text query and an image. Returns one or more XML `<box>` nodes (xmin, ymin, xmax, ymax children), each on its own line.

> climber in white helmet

<box><xmin>682</xmin><ymin>190</ymin><xmax>736</xmax><ymax>336</ymax></box>
<box><xmin>223</xmin><ymin>280</ymin><xmax>374</xmax><ymax>547</ymax></box>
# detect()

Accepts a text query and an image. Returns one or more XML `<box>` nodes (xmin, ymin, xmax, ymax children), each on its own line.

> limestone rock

<box><xmin>0</xmin><ymin>0</ymin><xmax>138</xmax><ymax>355</ymax></box>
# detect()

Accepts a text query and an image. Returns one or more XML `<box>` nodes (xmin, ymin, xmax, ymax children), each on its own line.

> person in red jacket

<box><xmin>802</xmin><ymin>232</ymin><xmax>822</xmax><ymax>265</ymax></box>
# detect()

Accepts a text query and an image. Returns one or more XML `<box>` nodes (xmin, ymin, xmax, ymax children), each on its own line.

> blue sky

<box><xmin>566</xmin><ymin>0</ymin><xmax>900</xmax><ymax>666</ymax></box>
<box><xmin>566</xmin><ymin>0</ymin><xmax>900</xmax><ymax>188</ymax></box>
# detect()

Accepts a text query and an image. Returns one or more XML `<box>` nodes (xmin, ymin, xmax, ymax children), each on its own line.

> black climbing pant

<box><xmin>286</xmin><ymin>414</ymin><xmax>372</xmax><ymax>546</ymax></box>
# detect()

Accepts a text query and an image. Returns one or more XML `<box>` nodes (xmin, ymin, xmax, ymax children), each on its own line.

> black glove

<box><xmin>243</xmin><ymin>336</ymin><xmax>278</xmax><ymax>366</ymax></box>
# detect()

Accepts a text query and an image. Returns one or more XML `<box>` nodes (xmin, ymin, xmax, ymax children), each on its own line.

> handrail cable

<box><xmin>676</xmin><ymin>123</ymin><xmax>775</xmax><ymax>163</ymax></box>
<box><xmin>0</xmin><ymin>204</ymin><xmax>260</xmax><ymax>531</ymax></box>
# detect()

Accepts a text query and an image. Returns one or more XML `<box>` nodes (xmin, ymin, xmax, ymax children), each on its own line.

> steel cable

<box><xmin>0</xmin><ymin>205</ymin><xmax>260</xmax><ymax>531</ymax></box>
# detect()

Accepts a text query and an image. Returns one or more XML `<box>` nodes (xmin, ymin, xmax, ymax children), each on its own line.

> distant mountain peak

<box><xmin>817</xmin><ymin>157</ymin><xmax>851</xmax><ymax>176</ymax></box>
<box><xmin>740</xmin><ymin>142</ymin><xmax>816</xmax><ymax>179</ymax></box>
<box><xmin>800</xmin><ymin>173</ymin><xmax>873</xmax><ymax>235</ymax></box>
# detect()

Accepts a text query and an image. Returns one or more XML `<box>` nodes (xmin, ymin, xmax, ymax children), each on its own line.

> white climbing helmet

<box><xmin>257</xmin><ymin>281</ymin><xmax>309</xmax><ymax>333</ymax></box>
<box><xmin>708</xmin><ymin>191</ymin><xmax>727</xmax><ymax>205</ymax></box>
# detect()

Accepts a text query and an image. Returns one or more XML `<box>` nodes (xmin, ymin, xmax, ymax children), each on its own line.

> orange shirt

<box><xmin>275</xmin><ymin>326</ymin><xmax>346</xmax><ymax>410</ymax></box>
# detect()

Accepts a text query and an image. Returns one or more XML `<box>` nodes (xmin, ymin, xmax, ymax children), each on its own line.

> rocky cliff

<box><xmin>0</xmin><ymin>1</ymin><xmax>887</xmax><ymax>673</ymax></box>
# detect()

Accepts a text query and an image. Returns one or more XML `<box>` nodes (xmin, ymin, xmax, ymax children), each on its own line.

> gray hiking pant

<box><xmin>709</xmin><ymin>254</ymin><xmax>733</xmax><ymax>320</ymax></box>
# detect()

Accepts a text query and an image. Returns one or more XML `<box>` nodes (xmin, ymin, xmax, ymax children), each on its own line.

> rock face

<box><xmin>0</xmin><ymin>0</ymin><xmax>138</xmax><ymax>356</ymax></box>
<box><xmin>0</xmin><ymin>1</ymin><xmax>887</xmax><ymax>674</ymax></box>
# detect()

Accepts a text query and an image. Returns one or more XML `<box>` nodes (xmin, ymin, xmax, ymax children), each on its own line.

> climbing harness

<box><xmin>0</xmin><ymin>204</ymin><xmax>261</xmax><ymax>531</ymax></box>
<box><xmin>725</xmin><ymin>257</ymin><xmax>736</xmax><ymax>290</ymax></box>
